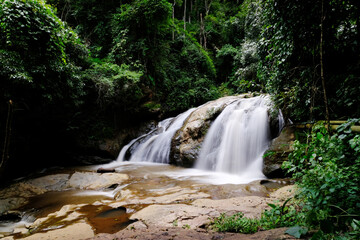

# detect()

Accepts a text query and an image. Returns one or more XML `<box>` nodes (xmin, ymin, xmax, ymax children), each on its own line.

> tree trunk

<box><xmin>200</xmin><ymin>13</ymin><xmax>206</xmax><ymax>48</ymax></box>
<box><xmin>320</xmin><ymin>0</ymin><xmax>330</xmax><ymax>132</ymax></box>
<box><xmin>205</xmin><ymin>0</ymin><xmax>212</xmax><ymax>16</ymax></box>
<box><xmin>189</xmin><ymin>0</ymin><xmax>192</xmax><ymax>23</ymax></box>
<box><xmin>172</xmin><ymin>0</ymin><xmax>176</xmax><ymax>41</ymax></box>
<box><xmin>183</xmin><ymin>0</ymin><xmax>187</xmax><ymax>32</ymax></box>
<box><xmin>1</xmin><ymin>100</ymin><xmax>13</xmax><ymax>176</ymax></box>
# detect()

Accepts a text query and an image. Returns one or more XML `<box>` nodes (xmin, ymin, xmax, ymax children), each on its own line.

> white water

<box><xmin>116</xmin><ymin>108</ymin><xmax>195</xmax><ymax>164</ymax></box>
<box><xmin>195</xmin><ymin>95</ymin><xmax>271</xmax><ymax>180</ymax></box>
<box><xmin>105</xmin><ymin>95</ymin><xmax>276</xmax><ymax>183</ymax></box>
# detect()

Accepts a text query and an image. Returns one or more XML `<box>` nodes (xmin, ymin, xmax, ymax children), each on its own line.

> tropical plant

<box><xmin>283</xmin><ymin>120</ymin><xmax>360</xmax><ymax>237</ymax></box>
<box><xmin>0</xmin><ymin>0</ymin><xmax>87</xmax><ymax>106</ymax></box>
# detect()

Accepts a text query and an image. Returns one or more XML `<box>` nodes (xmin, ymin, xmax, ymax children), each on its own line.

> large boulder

<box><xmin>263</xmin><ymin>126</ymin><xmax>295</xmax><ymax>178</ymax></box>
<box><xmin>170</xmin><ymin>95</ymin><xmax>251</xmax><ymax>167</ymax></box>
<box><xmin>169</xmin><ymin>94</ymin><xmax>285</xmax><ymax>169</ymax></box>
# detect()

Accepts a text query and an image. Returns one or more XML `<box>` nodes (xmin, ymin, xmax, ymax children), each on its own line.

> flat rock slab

<box><xmin>126</xmin><ymin>185</ymin><xmax>296</xmax><ymax>229</ymax></box>
<box><xmin>192</xmin><ymin>195</ymin><xmax>272</xmax><ymax>218</ymax></box>
<box><xmin>128</xmin><ymin>196</ymin><xmax>271</xmax><ymax>230</ymax></box>
<box><xmin>111</xmin><ymin>186</ymin><xmax>210</xmax><ymax>207</ymax></box>
<box><xmin>26</xmin><ymin>174</ymin><xmax>70</xmax><ymax>191</ymax></box>
<box><xmin>130</xmin><ymin>204</ymin><xmax>217</xmax><ymax>228</ymax></box>
<box><xmin>2</xmin><ymin>222</ymin><xmax>94</xmax><ymax>240</ymax></box>
<box><xmin>85</xmin><ymin>226</ymin><xmax>297</xmax><ymax>240</ymax></box>
<box><xmin>67</xmin><ymin>172</ymin><xmax>129</xmax><ymax>190</ymax></box>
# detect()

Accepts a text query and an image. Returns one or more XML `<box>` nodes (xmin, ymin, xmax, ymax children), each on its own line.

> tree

<box><xmin>0</xmin><ymin>0</ymin><xmax>87</xmax><ymax>106</ymax></box>
<box><xmin>259</xmin><ymin>0</ymin><xmax>360</xmax><ymax>121</ymax></box>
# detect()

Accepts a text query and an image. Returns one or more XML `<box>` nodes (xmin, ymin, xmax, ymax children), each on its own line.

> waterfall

<box><xmin>119</xmin><ymin>108</ymin><xmax>195</xmax><ymax>164</ymax></box>
<box><xmin>195</xmin><ymin>95</ymin><xmax>271</xmax><ymax>178</ymax></box>
<box><xmin>109</xmin><ymin>95</ymin><xmax>278</xmax><ymax>183</ymax></box>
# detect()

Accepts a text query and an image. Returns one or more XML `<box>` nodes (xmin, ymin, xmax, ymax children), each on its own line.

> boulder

<box><xmin>169</xmin><ymin>94</ymin><xmax>286</xmax><ymax>172</ymax></box>
<box><xmin>263</xmin><ymin>126</ymin><xmax>295</xmax><ymax>178</ymax></box>
<box><xmin>170</xmin><ymin>95</ymin><xmax>248</xmax><ymax>167</ymax></box>
<box><xmin>67</xmin><ymin>172</ymin><xmax>129</xmax><ymax>190</ymax></box>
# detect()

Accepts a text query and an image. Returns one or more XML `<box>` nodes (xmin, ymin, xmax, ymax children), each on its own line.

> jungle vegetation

<box><xmin>0</xmin><ymin>0</ymin><xmax>359</xmax><ymax>238</ymax></box>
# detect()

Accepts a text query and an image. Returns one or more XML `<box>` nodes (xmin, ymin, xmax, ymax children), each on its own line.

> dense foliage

<box><xmin>0</xmin><ymin>0</ymin><xmax>90</xmax><ymax>176</ymax></box>
<box><xmin>259</xmin><ymin>0</ymin><xmax>360</xmax><ymax>121</ymax></box>
<box><xmin>0</xmin><ymin>0</ymin><xmax>87</xmax><ymax>106</ymax></box>
<box><xmin>283</xmin><ymin>120</ymin><xmax>360</xmax><ymax>238</ymax></box>
<box><xmin>1</xmin><ymin>0</ymin><xmax>359</xmax><ymax>198</ymax></box>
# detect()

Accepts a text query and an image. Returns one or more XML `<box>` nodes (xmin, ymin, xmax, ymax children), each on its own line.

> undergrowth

<box><xmin>212</xmin><ymin>199</ymin><xmax>305</xmax><ymax>235</ymax></box>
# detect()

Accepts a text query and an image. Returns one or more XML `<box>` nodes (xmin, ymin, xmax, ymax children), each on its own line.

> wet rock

<box><xmin>75</xmin><ymin>120</ymin><xmax>157</xmax><ymax>162</ymax></box>
<box><xmin>26</xmin><ymin>174</ymin><xmax>70</xmax><ymax>191</ymax></box>
<box><xmin>23</xmin><ymin>222</ymin><xmax>94</xmax><ymax>240</ymax></box>
<box><xmin>0</xmin><ymin>198</ymin><xmax>28</xmax><ymax>215</ymax></box>
<box><xmin>192</xmin><ymin>195</ymin><xmax>271</xmax><ymax>219</ymax></box>
<box><xmin>0</xmin><ymin>211</ymin><xmax>21</xmax><ymax>221</ymax></box>
<box><xmin>67</xmin><ymin>172</ymin><xmax>129</xmax><ymax>190</ymax></box>
<box><xmin>0</xmin><ymin>182</ymin><xmax>47</xmax><ymax>214</ymax></box>
<box><xmin>129</xmin><ymin>204</ymin><xmax>216</xmax><ymax>228</ymax></box>
<box><xmin>0</xmin><ymin>183</ymin><xmax>46</xmax><ymax>199</ymax></box>
<box><xmin>269</xmin><ymin>185</ymin><xmax>297</xmax><ymax>201</ymax></box>
<box><xmin>97</xmin><ymin>168</ymin><xmax>116</xmax><ymax>173</ymax></box>
<box><xmin>111</xmin><ymin>187</ymin><xmax>210</xmax><ymax>206</ymax></box>
<box><xmin>263</xmin><ymin>126</ymin><xmax>295</xmax><ymax>178</ymax></box>
<box><xmin>170</xmin><ymin>95</ymin><xmax>245</xmax><ymax>167</ymax></box>
<box><xmin>74</xmin><ymin>156</ymin><xmax>114</xmax><ymax>165</ymax></box>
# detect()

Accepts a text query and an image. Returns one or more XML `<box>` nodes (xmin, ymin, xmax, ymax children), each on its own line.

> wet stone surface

<box><xmin>0</xmin><ymin>163</ymin><xmax>294</xmax><ymax>239</ymax></box>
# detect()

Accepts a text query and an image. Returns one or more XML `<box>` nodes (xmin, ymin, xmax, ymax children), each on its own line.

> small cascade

<box><xmin>119</xmin><ymin>108</ymin><xmax>195</xmax><ymax>164</ymax></box>
<box><xmin>278</xmin><ymin>109</ymin><xmax>285</xmax><ymax>135</ymax></box>
<box><xmin>195</xmin><ymin>95</ymin><xmax>271</xmax><ymax>179</ymax></box>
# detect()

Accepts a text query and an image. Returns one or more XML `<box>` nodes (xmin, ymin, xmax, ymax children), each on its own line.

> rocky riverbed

<box><xmin>0</xmin><ymin>162</ymin><xmax>296</xmax><ymax>240</ymax></box>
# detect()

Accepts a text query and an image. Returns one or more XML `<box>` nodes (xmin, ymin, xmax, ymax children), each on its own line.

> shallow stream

<box><xmin>0</xmin><ymin>162</ymin><xmax>290</xmax><ymax>239</ymax></box>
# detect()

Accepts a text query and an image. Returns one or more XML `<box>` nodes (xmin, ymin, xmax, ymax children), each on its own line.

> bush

<box><xmin>283</xmin><ymin>119</ymin><xmax>360</xmax><ymax>236</ymax></box>
<box><xmin>212</xmin><ymin>199</ymin><xmax>305</xmax><ymax>234</ymax></box>
<box><xmin>82</xmin><ymin>58</ymin><xmax>143</xmax><ymax>112</ymax></box>
<box><xmin>212</xmin><ymin>212</ymin><xmax>260</xmax><ymax>233</ymax></box>
<box><xmin>0</xmin><ymin>0</ymin><xmax>87</xmax><ymax>105</ymax></box>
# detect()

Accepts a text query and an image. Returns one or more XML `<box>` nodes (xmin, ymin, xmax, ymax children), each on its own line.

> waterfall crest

<box><xmin>195</xmin><ymin>95</ymin><xmax>271</xmax><ymax>178</ymax></box>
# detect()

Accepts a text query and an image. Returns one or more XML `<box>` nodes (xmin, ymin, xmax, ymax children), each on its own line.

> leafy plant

<box><xmin>212</xmin><ymin>212</ymin><xmax>260</xmax><ymax>234</ymax></box>
<box><xmin>0</xmin><ymin>0</ymin><xmax>87</xmax><ymax>105</ymax></box>
<box><xmin>82</xmin><ymin>58</ymin><xmax>143</xmax><ymax>112</ymax></box>
<box><xmin>260</xmin><ymin>199</ymin><xmax>305</xmax><ymax>230</ymax></box>
<box><xmin>212</xmin><ymin>199</ymin><xmax>304</xmax><ymax>234</ymax></box>
<box><xmin>283</xmin><ymin>120</ymin><xmax>360</xmax><ymax>236</ymax></box>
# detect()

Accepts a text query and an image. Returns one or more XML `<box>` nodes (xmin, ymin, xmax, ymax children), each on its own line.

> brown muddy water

<box><xmin>0</xmin><ymin>162</ymin><xmax>291</xmax><ymax>239</ymax></box>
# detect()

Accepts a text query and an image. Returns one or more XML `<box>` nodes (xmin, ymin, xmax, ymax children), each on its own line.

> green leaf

<box><xmin>285</xmin><ymin>226</ymin><xmax>308</xmax><ymax>238</ymax></box>
<box><xmin>268</xmin><ymin>203</ymin><xmax>277</xmax><ymax>209</ymax></box>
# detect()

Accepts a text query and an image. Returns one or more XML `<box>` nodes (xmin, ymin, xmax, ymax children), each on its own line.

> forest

<box><xmin>0</xmin><ymin>0</ymin><xmax>359</xmax><ymax>239</ymax></box>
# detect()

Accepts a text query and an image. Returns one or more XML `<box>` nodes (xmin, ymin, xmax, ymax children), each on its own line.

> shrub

<box><xmin>0</xmin><ymin>0</ymin><xmax>87</xmax><ymax>105</ymax></box>
<box><xmin>212</xmin><ymin>212</ymin><xmax>260</xmax><ymax>233</ymax></box>
<box><xmin>212</xmin><ymin>199</ymin><xmax>305</xmax><ymax>234</ymax></box>
<box><xmin>283</xmin><ymin>119</ymin><xmax>360</xmax><ymax>236</ymax></box>
<box><xmin>82</xmin><ymin>58</ymin><xmax>143</xmax><ymax>112</ymax></box>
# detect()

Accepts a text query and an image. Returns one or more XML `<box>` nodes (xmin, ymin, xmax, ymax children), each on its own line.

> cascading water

<box><xmin>106</xmin><ymin>94</ymin><xmax>281</xmax><ymax>184</ymax></box>
<box><xmin>118</xmin><ymin>108</ymin><xmax>195</xmax><ymax>164</ymax></box>
<box><xmin>195</xmin><ymin>95</ymin><xmax>271</xmax><ymax>179</ymax></box>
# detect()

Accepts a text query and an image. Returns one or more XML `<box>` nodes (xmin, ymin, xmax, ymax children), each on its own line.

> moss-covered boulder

<box><xmin>263</xmin><ymin>126</ymin><xmax>295</xmax><ymax>178</ymax></box>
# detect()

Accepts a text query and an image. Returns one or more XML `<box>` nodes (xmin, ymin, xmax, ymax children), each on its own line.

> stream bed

<box><xmin>0</xmin><ymin>162</ymin><xmax>291</xmax><ymax>239</ymax></box>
